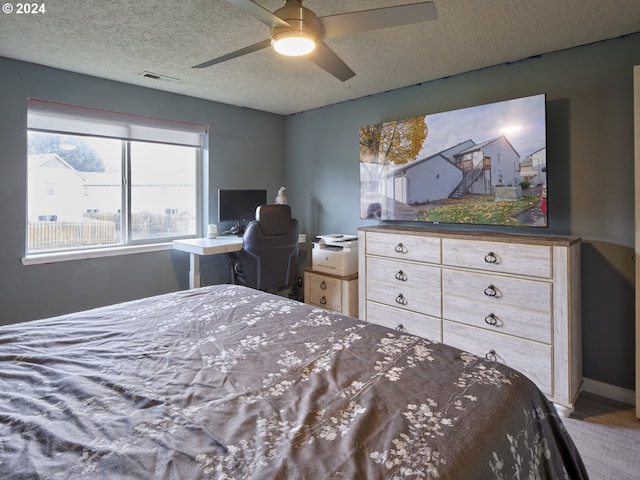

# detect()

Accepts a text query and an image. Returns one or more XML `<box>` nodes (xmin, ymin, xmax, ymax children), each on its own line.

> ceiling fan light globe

<box><xmin>271</xmin><ymin>32</ymin><xmax>316</xmax><ymax>56</ymax></box>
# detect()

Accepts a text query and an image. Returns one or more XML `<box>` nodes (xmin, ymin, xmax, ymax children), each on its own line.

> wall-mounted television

<box><xmin>359</xmin><ymin>94</ymin><xmax>547</xmax><ymax>227</ymax></box>
<box><xmin>218</xmin><ymin>189</ymin><xmax>267</xmax><ymax>234</ymax></box>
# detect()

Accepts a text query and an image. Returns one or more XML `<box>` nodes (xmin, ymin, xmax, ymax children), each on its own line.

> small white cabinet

<box><xmin>358</xmin><ymin>226</ymin><xmax>582</xmax><ymax>411</ymax></box>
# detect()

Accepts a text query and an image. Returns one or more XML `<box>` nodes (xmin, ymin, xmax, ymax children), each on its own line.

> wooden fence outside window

<box><xmin>28</xmin><ymin>212</ymin><xmax>192</xmax><ymax>251</ymax></box>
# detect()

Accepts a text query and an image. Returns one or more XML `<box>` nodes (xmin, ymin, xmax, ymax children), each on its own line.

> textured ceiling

<box><xmin>1</xmin><ymin>0</ymin><xmax>639</xmax><ymax>115</ymax></box>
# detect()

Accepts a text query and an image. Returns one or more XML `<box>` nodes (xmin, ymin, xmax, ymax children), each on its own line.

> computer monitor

<box><xmin>218</xmin><ymin>189</ymin><xmax>267</xmax><ymax>235</ymax></box>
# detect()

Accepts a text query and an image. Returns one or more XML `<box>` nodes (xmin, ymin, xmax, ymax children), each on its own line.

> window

<box><xmin>26</xmin><ymin>99</ymin><xmax>207</xmax><ymax>255</ymax></box>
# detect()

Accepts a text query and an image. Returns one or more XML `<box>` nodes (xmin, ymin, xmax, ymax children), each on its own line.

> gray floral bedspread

<box><xmin>0</xmin><ymin>284</ymin><xmax>587</xmax><ymax>479</ymax></box>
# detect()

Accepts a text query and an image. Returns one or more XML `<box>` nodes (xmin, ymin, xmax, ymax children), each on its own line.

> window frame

<box><xmin>22</xmin><ymin>99</ymin><xmax>208</xmax><ymax>264</ymax></box>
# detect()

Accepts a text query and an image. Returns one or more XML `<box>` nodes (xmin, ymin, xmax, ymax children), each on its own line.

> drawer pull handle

<box><xmin>484</xmin><ymin>285</ymin><xmax>497</xmax><ymax>297</ymax></box>
<box><xmin>395</xmin><ymin>293</ymin><xmax>408</xmax><ymax>305</ymax></box>
<box><xmin>484</xmin><ymin>313</ymin><xmax>498</xmax><ymax>326</ymax></box>
<box><xmin>319</xmin><ymin>296</ymin><xmax>327</xmax><ymax>305</ymax></box>
<box><xmin>394</xmin><ymin>243</ymin><xmax>408</xmax><ymax>254</ymax></box>
<box><xmin>320</xmin><ymin>280</ymin><xmax>327</xmax><ymax>290</ymax></box>
<box><xmin>485</xmin><ymin>349</ymin><xmax>497</xmax><ymax>362</ymax></box>
<box><xmin>484</xmin><ymin>251</ymin><xmax>498</xmax><ymax>264</ymax></box>
<box><xmin>395</xmin><ymin>270</ymin><xmax>408</xmax><ymax>281</ymax></box>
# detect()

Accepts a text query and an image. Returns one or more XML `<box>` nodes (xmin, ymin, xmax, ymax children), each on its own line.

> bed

<box><xmin>0</xmin><ymin>284</ymin><xmax>587</xmax><ymax>479</ymax></box>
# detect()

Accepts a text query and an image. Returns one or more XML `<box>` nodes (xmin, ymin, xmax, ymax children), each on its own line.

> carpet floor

<box><xmin>562</xmin><ymin>392</ymin><xmax>639</xmax><ymax>480</ymax></box>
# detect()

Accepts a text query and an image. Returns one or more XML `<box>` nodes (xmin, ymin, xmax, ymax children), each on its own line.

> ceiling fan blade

<box><xmin>192</xmin><ymin>39</ymin><xmax>272</xmax><ymax>69</ymax></box>
<box><xmin>307</xmin><ymin>41</ymin><xmax>355</xmax><ymax>82</ymax></box>
<box><xmin>311</xmin><ymin>1</ymin><xmax>437</xmax><ymax>40</ymax></box>
<box><xmin>226</xmin><ymin>0</ymin><xmax>291</xmax><ymax>28</ymax></box>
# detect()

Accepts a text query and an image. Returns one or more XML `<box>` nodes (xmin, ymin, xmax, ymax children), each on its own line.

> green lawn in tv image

<box><xmin>414</xmin><ymin>192</ymin><xmax>544</xmax><ymax>227</ymax></box>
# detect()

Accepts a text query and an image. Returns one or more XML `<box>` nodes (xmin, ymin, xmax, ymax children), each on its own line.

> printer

<box><xmin>312</xmin><ymin>234</ymin><xmax>358</xmax><ymax>276</ymax></box>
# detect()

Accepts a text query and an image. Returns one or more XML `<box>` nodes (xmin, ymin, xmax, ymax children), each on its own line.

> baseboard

<box><xmin>582</xmin><ymin>377</ymin><xmax>636</xmax><ymax>406</ymax></box>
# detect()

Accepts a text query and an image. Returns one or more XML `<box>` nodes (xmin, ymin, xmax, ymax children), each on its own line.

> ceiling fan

<box><xmin>193</xmin><ymin>0</ymin><xmax>437</xmax><ymax>81</ymax></box>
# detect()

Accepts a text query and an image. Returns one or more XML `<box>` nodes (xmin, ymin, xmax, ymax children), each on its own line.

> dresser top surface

<box><xmin>358</xmin><ymin>225</ymin><xmax>581</xmax><ymax>247</ymax></box>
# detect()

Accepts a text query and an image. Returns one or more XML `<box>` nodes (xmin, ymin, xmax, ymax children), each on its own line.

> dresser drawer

<box><xmin>306</xmin><ymin>272</ymin><xmax>342</xmax><ymax>311</ymax></box>
<box><xmin>442</xmin><ymin>295</ymin><xmax>551</xmax><ymax>343</ymax></box>
<box><xmin>367</xmin><ymin>279</ymin><xmax>441</xmax><ymax>318</ymax></box>
<box><xmin>366</xmin><ymin>256</ymin><xmax>441</xmax><ymax>290</ymax></box>
<box><xmin>365</xmin><ymin>231</ymin><xmax>441</xmax><ymax>264</ymax></box>
<box><xmin>442</xmin><ymin>269</ymin><xmax>551</xmax><ymax>313</ymax></box>
<box><xmin>367</xmin><ymin>301</ymin><xmax>442</xmax><ymax>342</ymax></box>
<box><xmin>442</xmin><ymin>238</ymin><xmax>551</xmax><ymax>278</ymax></box>
<box><xmin>443</xmin><ymin>321</ymin><xmax>552</xmax><ymax>394</ymax></box>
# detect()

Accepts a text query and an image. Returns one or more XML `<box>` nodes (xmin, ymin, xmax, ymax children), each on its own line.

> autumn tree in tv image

<box><xmin>359</xmin><ymin>94</ymin><xmax>547</xmax><ymax>228</ymax></box>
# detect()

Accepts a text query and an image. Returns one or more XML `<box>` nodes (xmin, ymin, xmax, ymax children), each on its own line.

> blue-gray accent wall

<box><xmin>284</xmin><ymin>34</ymin><xmax>640</xmax><ymax>392</ymax></box>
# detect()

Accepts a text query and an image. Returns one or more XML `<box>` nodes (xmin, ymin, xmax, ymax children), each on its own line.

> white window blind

<box><xmin>27</xmin><ymin>98</ymin><xmax>208</xmax><ymax>147</ymax></box>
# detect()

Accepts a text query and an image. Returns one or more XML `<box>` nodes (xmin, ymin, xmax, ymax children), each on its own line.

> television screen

<box><xmin>218</xmin><ymin>189</ymin><xmax>267</xmax><ymax>223</ymax></box>
<box><xmin>359</xmin><ymin>94</ymin><xmax>547</xmax><ymax>227</ymax></box>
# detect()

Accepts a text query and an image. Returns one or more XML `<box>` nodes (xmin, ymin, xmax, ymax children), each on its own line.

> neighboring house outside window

<box><xmin>25</xmin><ymin>99</ymin><xmax>207</xmax><ymax>256</ymax></box>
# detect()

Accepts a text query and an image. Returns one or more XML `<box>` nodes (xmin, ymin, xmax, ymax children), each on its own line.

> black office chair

<box><xmin>229</xmin><ymin>204</ymin><xmax>299</xmax><ymax>293</ymax></box>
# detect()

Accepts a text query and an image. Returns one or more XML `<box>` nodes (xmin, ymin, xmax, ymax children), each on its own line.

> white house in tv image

<box><xmin>380</xmin><ymin>135</ymin><xmax>521</xmax><ymax>206</ymax></box>
<box><xmin>529</xmin><ymin>147</ymin><xmax>547</xmax><ymax>185</ymax></box>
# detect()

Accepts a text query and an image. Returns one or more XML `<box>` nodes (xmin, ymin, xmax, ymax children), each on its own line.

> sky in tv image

<box><xmin>419</xmin><ymin>94</ymin><xmax>546</xmax><ymax>160</ymax></box>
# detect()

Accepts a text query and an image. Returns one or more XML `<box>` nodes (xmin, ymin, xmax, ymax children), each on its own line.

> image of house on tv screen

<box><xmin>359</xmin><ymin>94</ymin><xmax>547</xmax><ymax>227</ymax></box>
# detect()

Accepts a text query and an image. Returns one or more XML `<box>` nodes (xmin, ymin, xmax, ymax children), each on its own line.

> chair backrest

<box><xmin>236</xmin><ymin>204</ymin><xmax>299</xmax><ymax>291</ymax></box>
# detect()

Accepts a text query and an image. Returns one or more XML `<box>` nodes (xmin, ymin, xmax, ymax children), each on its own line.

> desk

<box><xmin>173</xmin><ymin>236</ymin><xmax>243</xmax><ymax>288</ymax></box>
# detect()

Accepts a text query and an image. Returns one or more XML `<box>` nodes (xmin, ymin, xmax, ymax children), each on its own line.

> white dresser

<box><xmin>358</xmin><ymin>226</ymin><xmax>582</xmax><ymax>412</ymax></box>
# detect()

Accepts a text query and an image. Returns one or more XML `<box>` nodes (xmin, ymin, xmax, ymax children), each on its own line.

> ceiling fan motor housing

<box><xmin>270</xmin><ymin>0</ymin><xmax>318</xmax><ymax>54</ymax></box>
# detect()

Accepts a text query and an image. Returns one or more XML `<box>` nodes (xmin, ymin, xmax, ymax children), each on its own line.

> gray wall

<box><xmin>285</xmin><ymin>34</ymin><xmax>640</xmax><ymax>392</ymax></box>
<box><xmin>0</xmin><ymin>57</ymin><xmax>285</xmax><ymax>323</ymax></box>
